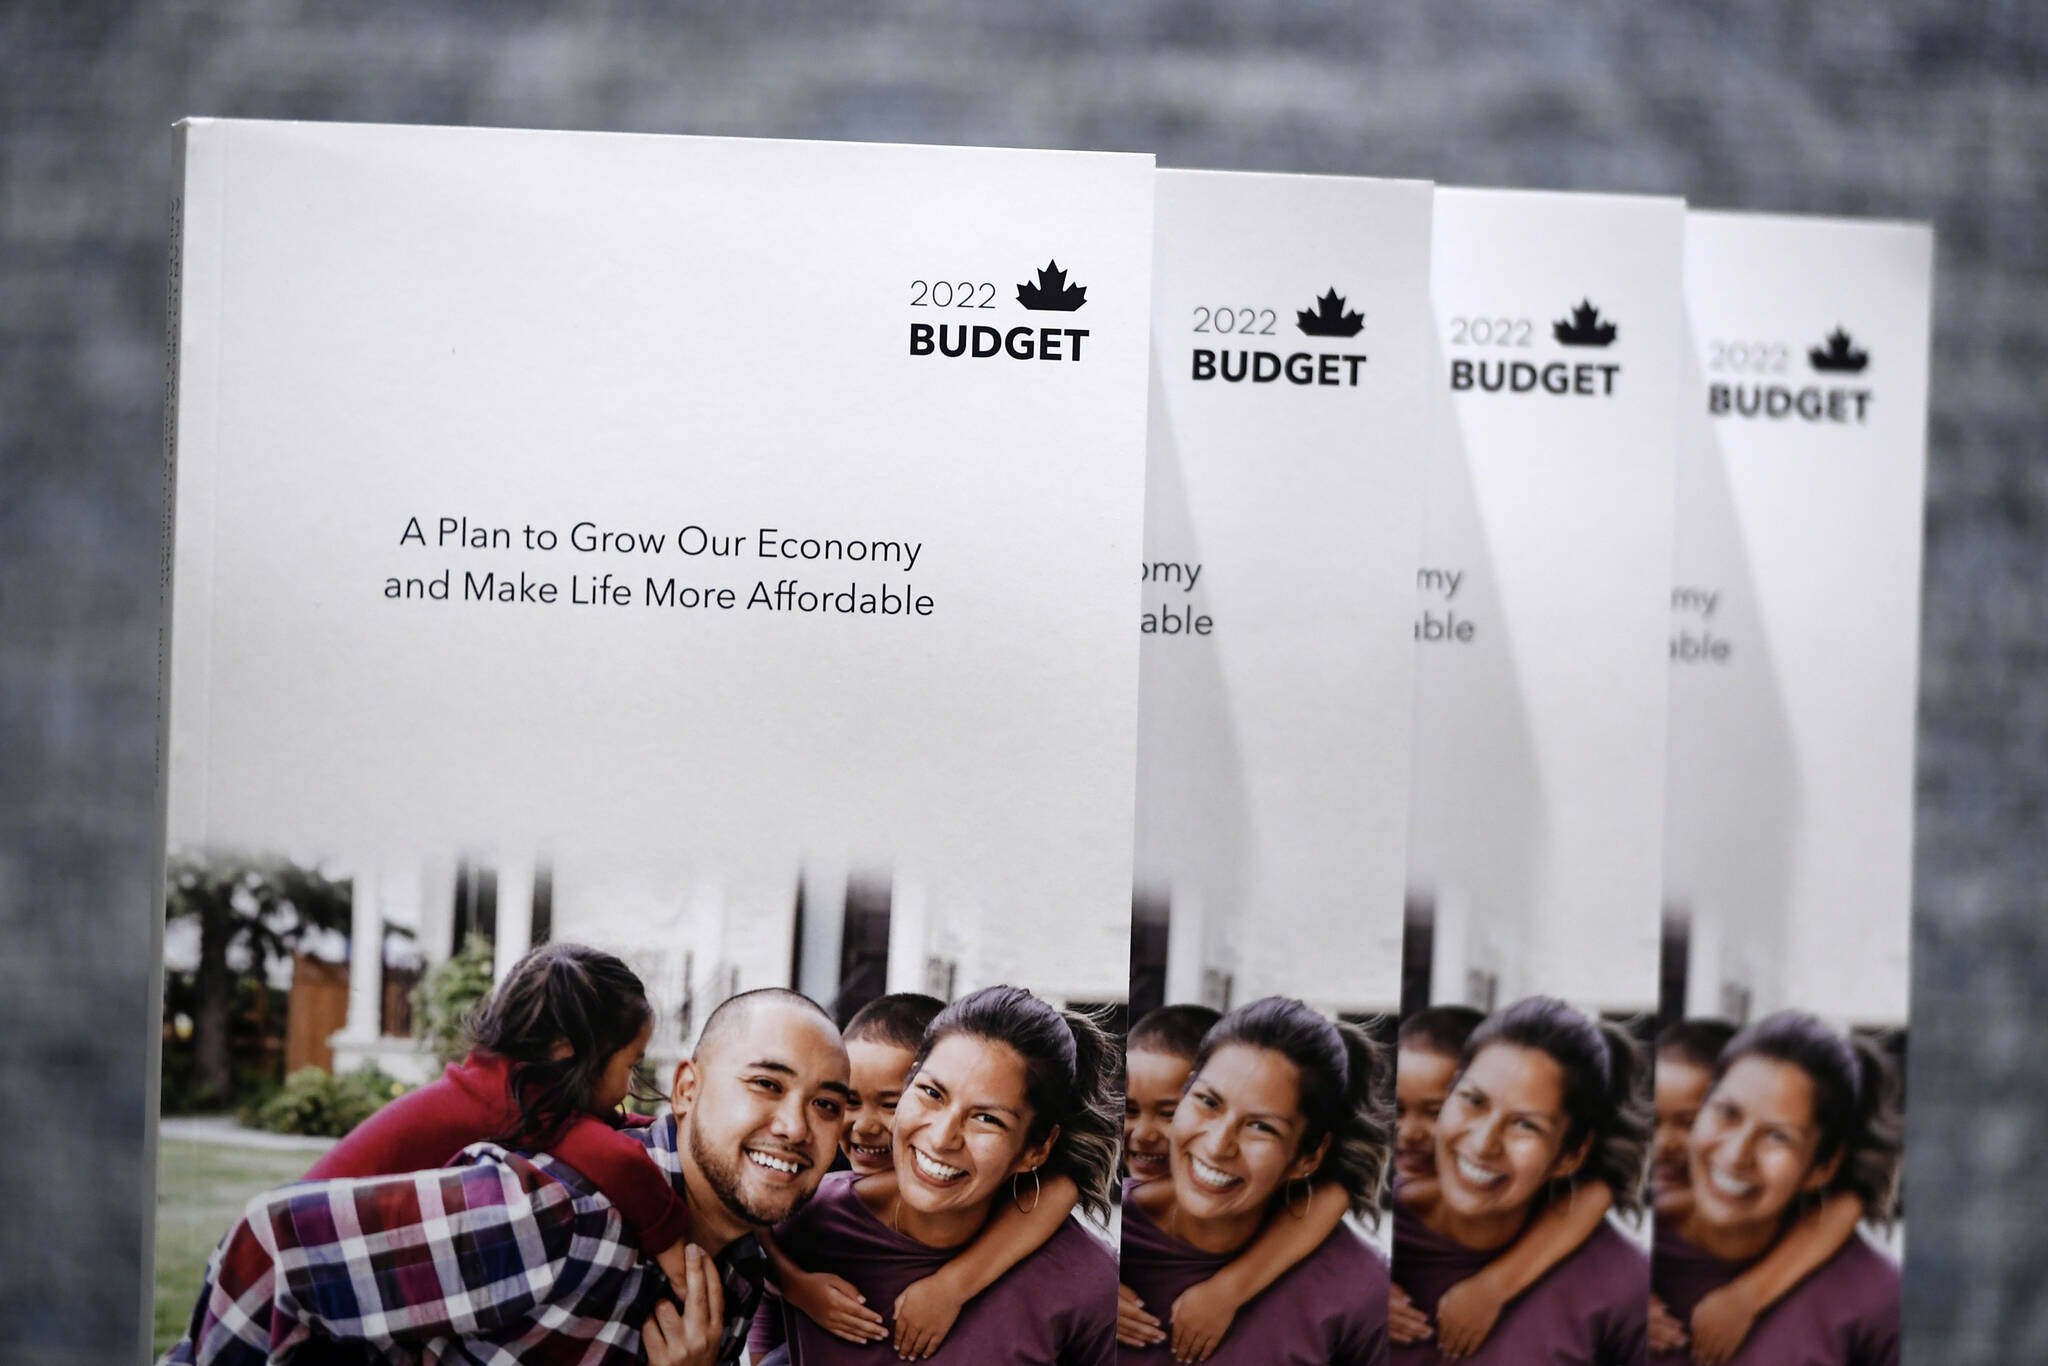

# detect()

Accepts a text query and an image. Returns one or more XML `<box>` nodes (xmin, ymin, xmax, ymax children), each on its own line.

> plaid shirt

<box><xmin>161</xmin><ymin>1115</ymin><xmax>764</xmax><ymax>1366</ymax></box>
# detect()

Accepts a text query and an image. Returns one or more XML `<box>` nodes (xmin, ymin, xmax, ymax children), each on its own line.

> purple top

<box><xmin>1117</xmin><ymin>1178</ymin><xmax>1389</xmax><ymax>1366</ymax></box>
<box><xmin>1650</xmin><ymin>1217</ymin><xmax>1898</xmax><ymax>1366</ymax></box>
<box><xmin>1391</xmin><ymin>1197</ymin><xmax>1648</xmax><ymax>1366</ymax></box>
<box><xmin>750</xmin><ymin>1170</ymin><xmax>1116</xmax><ymax>1365</ymax></box>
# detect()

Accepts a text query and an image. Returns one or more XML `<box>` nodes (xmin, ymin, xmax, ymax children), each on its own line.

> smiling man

<box><xmin>163</xmin><ymin>987</ymin><xmax>849</xmax><ymax>1366</ymax></box>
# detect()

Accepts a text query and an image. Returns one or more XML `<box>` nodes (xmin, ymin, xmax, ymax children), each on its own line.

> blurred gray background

<box><xmin>2</xmin><ymin>3</ymin><xmax>2042</xmax><ymax>1362</ymax></box>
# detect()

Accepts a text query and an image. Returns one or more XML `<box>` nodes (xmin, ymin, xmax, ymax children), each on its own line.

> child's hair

<box><xmin>1656</xmin><ymin>1017</ymin><xmax>1739</xmax><ymax>1070</ymax></box>
<box><xmin>843</xmin><ymin>992</ymin><xmax>947</xmax><ymax>1054</ymax></box>
<box><xmin>1193</xmin><ymin>996</ymin><xmax>1392</xmax><ymax>1224</ymax></box>
<box><xmin>1398</xmin><ymin>1004</ymin><xmax>1486</xmax><ymax>1060</ymax></box>
<box><xmin>1715</xmin><ymin>1011</ymin><xmax>1904</xmax><ymax>1225</ymax></box>
<box><xmin>1459</xmin><ymin>997</ymin><xmax>1652</xmax><ymax>1218</ymax></box>
<box><xmin>467</xmin><ymin>942</ymin><xmax>656</xmax><ymax>1148</ymax></box>
<box><xmin>913</xmin><ymin>986</ymin><xmax>1123</xmax><ymax>1221</ymax></box>
<box><xmin>1126</xmin><ymin>1003</ymin><xmax>1223</xmax><ymax>1063</ymax></box>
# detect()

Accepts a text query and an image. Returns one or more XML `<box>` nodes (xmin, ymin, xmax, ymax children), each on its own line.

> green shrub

<box><xmin>159</xmin><ymin>1047</ymin><xmax>280</xmax><ymax>1116</ymax></box>
<box><xmin>249</xmin><ymin>1065</ymin><xmax>410</xmax><ymax>1137</ymax></box>
<box><xmin>411</xmin><ymin>932</ymin><xmax>496</xmax><ymax>1067</ymax></box>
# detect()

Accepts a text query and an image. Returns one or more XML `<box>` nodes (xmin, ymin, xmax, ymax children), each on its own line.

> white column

<box><xmin>681</xmin><ymin>875</ymin><xmax>728</xmax><ymax>1049</ymax></box>
<box><xmin>416</xmin><ymin>856</ymin><xmax>457</xmax><ymax>968</ymax></box>
<box><xmin>493</xmin><ymin>854</ymin><xmax>537</xmax><ymax>985</ymax></box>
<box><xmin>343</xmin><ymin>862</ymin><xmax>384</xmax><ymax>1039</ymax></box>
<box><xmin>720</xmin><ymin>875</ymin><xmax>798</xmax><ymax>996</ymax></box>
<box><xmin>1430</xmin><ymin>890</ymin><xmax>1469</xmax><ymax>1010</ymax></box>
<box><xmin>1684</xmin><ymin>907</ymin><xmax>1720</xmax><ymax>1021</ymax></box>
<box><xmin>886</xmin><ymin>875</ymin><xmax>928</xmax><ymax>997</ymax></box>
<box><xmin>1165</xmin><ymin>892</ymin><xmax>1205</xmax><ymax>1008</ymax></box>
<box><xmin>797</xmin><ymin>861</ymin><xmax>848</xmax><ymax>1007</ymax></box>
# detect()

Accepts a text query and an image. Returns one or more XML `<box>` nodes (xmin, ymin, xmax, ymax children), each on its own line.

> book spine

<box><xmin>138</xmin><ymin>118</ymin><xmax>190</xmax><ymax>1366</ymax></box>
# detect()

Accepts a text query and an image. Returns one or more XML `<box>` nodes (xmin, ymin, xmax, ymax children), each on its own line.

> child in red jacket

<box><xmin>307</xmin><ymin>942</ymin><xmax>693</xmax><ymax>1290</ymax></box>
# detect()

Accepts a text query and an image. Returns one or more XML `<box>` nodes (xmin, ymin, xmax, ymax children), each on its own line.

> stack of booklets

<box><xmin>150</xmin><ymin>121</ymin><xmax>1929</xmax><ymax>1366</ymax></box>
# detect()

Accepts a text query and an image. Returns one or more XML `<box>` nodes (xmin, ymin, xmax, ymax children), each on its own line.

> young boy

<box><xmin>1392</xmin><ymin>1006</ymin><xmax>1485</xmax><ymax>1207</ymax></box>
<box><xmin>1122</xmin><ymin>1004</ymin><xmax>1220</xmax><ymax>1185</ymax></box>
<box><xmin>1648</xmin><ymin>1019</ymin><xmax>1866</xmax><ymax>1365</ymax></box>
<box><xmin>764</xmin><ymin>992</ymin><xmax>1088</xmax><ymax>1360</ymax></box>
<box><xmin>1651</xmin><ymin>1020</ymin><xmax>1738</xmax><ymax>1218</ymax></box>
<box><xmin>840</xmin><ymin>992</ymin><xmax>944</xmax><ymax>1176</ymax></box>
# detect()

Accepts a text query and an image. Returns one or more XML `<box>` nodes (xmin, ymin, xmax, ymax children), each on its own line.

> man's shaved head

<box><xmin>694</xmin><ymin>986</ymin><xmax>838</xmax><ymax>1062</ymax></box>
<box><xmin>669</xmin><ymin>986</ymin><xmax>849</xmax><ymax>1248</ymax></box>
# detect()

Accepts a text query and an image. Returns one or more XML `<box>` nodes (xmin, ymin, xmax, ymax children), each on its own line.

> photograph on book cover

<box><xmin>1649</xmin><ymin>212</ymin><xmax>1931</xmax><ymax>1366</ymax></box>
<box><xmin>151</xmin><ymin>121</ymin><xmax>1154</xmax><ymax>1365</ymax></box>
<box><xmin>1117</xmin><ymin>169</ymin><xmax>1433</xmax><ymax>1366</ymax></box>
<box><xmin>1391</xmin><ymin>188</ymin><xmax>1683</xmax><ymax>1365</ymax></box>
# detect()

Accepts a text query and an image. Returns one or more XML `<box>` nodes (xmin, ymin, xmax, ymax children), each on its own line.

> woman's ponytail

<box><xmin>1051</xmin><ymin>1007</ymin><xmax>1123</xmax><ymax>1222</ymax></box>
<box><xmin>1587</xmin><ymin>1017</ymin><xmax>1652</xmax><ymax>1219</ymax></box>
<box><xmin>1840</xmin><ymin>1034</ymin><xmax>1905</xmax><ymax>1224</ymax></box>
<box><xmin>1322</xmin><ymin>1020</ymin><xmax>1394</xmax><ymax>1225</ymax></box>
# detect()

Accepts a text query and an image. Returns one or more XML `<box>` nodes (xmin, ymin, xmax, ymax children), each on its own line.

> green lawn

<box><xmin>154</xmin><ymin>1137</ymin><xmax>323</xmax><ymax>1357</ymax></box>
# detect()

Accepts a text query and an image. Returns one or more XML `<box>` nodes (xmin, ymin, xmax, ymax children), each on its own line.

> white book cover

<box><xmin>151</xmin><ymin>120</ymin><xmax>1153</xmax><ymax>1365</ymax></box>
<box><xmin>1405</xmin><ymin>187</ymin><xmax>1680</xmax><ymax>1016</ymax></box>
<box><xmin>1391</xmin><ymin>187</ymin><xmax>1683</xmax><ymax>1365</ymax></box>
<box><xmin>1665</xmin><ymin>212</ymin><xmax>1927</xmax><ymax>1030</ymax></box>
<box><xmin>1132</xmin><ymin>169</ymin><xmax>1430</xmax><ymax>1018</ymax></box>
<box><xmin>1120</xmin><ymin>168</ymin><xmax>1432</xmax><ymax>1356</ymax></box>
<box><xmin>1652</xmin><ymin>211</ymin><xmax>1929</xmax><ymax>1361</ymax></box>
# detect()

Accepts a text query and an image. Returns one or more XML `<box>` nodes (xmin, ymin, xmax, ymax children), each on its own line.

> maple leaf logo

<box><xmin>1017</xmin><ymin>260</ymin><xmax>1088</xmax><ymax>312</ymax></box>
<box><xmin>1808</xmin><ymin>327</ymin><xmax>1869</xmax><ymax>374</ymax></box>
<box><xmin>1296</xmin><ymin>288</ymin><xmax>1365</xmax><ymax>338</ymax></box>
<box><xmin>1553</xmin><ymin>299</ymin><xmax>1618</xmax><ymax>347</ymax></box>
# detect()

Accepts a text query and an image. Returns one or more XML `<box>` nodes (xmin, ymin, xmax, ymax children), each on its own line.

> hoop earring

<box><xmin>1288</xmin><ymin>1176</ymin><xmax>1313</xmax><ymax>1218</ymax></box>
<box><xmin>1014</xmin><ymin>1166</ymin><xmax>1042</xmax><ymax>1214</ymax></box>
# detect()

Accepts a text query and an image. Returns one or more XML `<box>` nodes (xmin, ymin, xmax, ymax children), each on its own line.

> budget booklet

<box><xmin>1652</xmin><ymin>211</ymin><xmax>1932</xmax><ymax>1365</ymax></box>
<box><xmin>1121</xmin><ymin>169</ymin><xmax>1433</xmax><ymax>1365</ymax></box>
<box><xmin>1392</xmin><ymin>187</ymin><xmax>1684</xmax><ymax>1365</ymax></box>
<box><xmin>150</xmin><ymin>120</ymin><xmax>1154</xmax><ymax>1366</ymax></box>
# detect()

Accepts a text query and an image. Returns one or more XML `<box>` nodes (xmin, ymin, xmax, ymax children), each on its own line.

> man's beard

<box><xmin>687</xmin><ymin>1120</ymin><xmax>816</xmax><ymax>1228</ymax></box>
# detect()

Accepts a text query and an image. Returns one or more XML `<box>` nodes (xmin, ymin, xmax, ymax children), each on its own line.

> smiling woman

<box><xmin>1118</xmin><ymin>997</ymin><xmax>1392</xmax><ymax>1366</ymax></box>
<box><xmin>888</xmin><ymin>987</ymin><xmax>1121</xmax><ymax>1235</ymax></box>
<box><xmin>751</xmin><ymin>985</ymin><xmax>1120</xmax><ymax>1365</ymax></box>
<box><xmin>1651</xmin><ymin>1012</ymin><xmax>1902</xmax><ymax>1365</ymax></box>
<box><xmin>1390</xmin><ymin>996</ymin><xmax>1652</xmax><ymax>1365</ymax></box>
